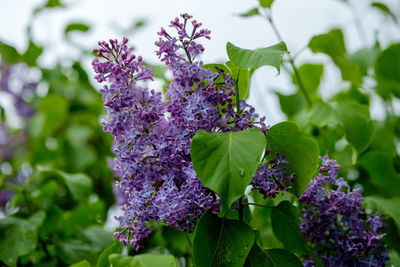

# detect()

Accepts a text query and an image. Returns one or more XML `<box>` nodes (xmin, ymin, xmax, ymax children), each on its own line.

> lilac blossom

<box><xmin>300</xmin><ymin>156</ymin><xmax>389</xmax><ymax>267</ymax></box>
<box><xmin>251</xmin><ymin>154</ymin><xmax>294</xmax><ymax>198</ymax></box>
<box><xmin>92</xmin><ymin>14</ymin><xmax>287</xmax><ymax>251</ymax></box>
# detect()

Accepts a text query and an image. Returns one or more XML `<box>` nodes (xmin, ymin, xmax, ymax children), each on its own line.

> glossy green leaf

<box><xmin>191</xmin><ymin>128</ymin><xmax>266</xmax><ymax>212</ymax></box>
<box><xmin>226</xmin><ymin>42</ymin><xmax>287</xmax><ymax>72</ymax></box>
<box><xmin>109</xmin><ymin>254</ymin><xmax>177</xmax><ymax>267</ymax></box>
<box><xmin>270</xmin><ymin>201</ymin><xmax>309</xmax><ymax>254</ymax></box>
<box><xmin>371</xmin><ymin>2</ymin><xmax>397</xmax><ymax>23</ymax></box>
<box><xmin>309</xmin><ymin>29</ymin><xmax>361</xmax><ymax>83</ymax></box>
<box><xmin>259</xmin><ymin>0</ymin><xmax>274</xmax><ymax>8</ymax></box>
<box><xmin>239</xmin><ymin>7</ymin><xmax>260</xmax><ymax>17</ymax></box>
<box><xmin>193</xmin><ymin>212</ymin><xmax>255</xmax><ymax>267</ymax></box>
<box><xmin>266</xmin><ymin>122</ymin><xmax>319</xmax><ymax>196</ymax></box>
<box><xmin>335</xmin><ymin>102</ymin><xmax>374</xmax><ymax>154</ymax></box>
<box><xmin>0</xmin><ymin>211</ymin><xmax>46</xmax><ymax>266</ymax></box>
<box><xmin>247</xmin><ymin>244</ymin><xmax>303</xmax><ymax>267</ymax></box>
<box><xmin>65</xmin><ymin>23</ymin><xmax>90</xmax><ymax>35</ymax></box>
<box><xmin>359</xmin><ymin>152</ymin><xmax>400</xmax><ymax>197</ymax></box>
<box><xmin>363</xmin><ymin>197</ymin><xmax>400</xmax><ymax>230</ymax></box>
<box><xmin>292</xmin><ymin>63</ymin><xmax>323</xmax><ymax>94</ymax></box>
<box><xmin>375</xmin><ymin>43</ymin><xmax>400</xmax><ymax>98</ymax></box>
<box><xmin>96</xmin><ymin>242</ymin><xmax>123</xmax><ymax>267</ymax></box>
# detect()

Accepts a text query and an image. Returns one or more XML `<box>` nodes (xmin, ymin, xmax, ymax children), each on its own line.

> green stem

<box><xmin>266</xmin><ymin>14</ymin><xmax>312</xmax><ymax>108</ymax></box>
<box><xmin>348</xmin><ymin>0</ymin><xmax>368</xmax><ymax>46</ymax></box>
<box><xmin>235</xmin><ymin>70</ymin><xmax>241</xmax><ymax>114</ymax></box>
<box><xmin>245</xmin><ymin>202</ymin><xmax>275</xmax><ymax>209</ymax></box>
<box><xmin>238</xmin><ymin>197</ymin><xmax>244</xmax><ymax>222</ymax></box>
<box><xmin>181</xmin><ymin>41</ymin><xmax>193</xmax><ymax>64</ymax></box>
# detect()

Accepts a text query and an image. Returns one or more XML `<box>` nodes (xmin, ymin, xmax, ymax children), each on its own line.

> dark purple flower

<box><xmin>299</xmin><ymin>156</ymin><xmax>389</xmax><ymax>267</ymax></box>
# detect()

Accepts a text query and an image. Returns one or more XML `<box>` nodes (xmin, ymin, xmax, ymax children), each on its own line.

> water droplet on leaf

<box><xmin>239</xmin><ymin>168</ymin><xmax>245</xmax><ymax>177</ymax></box>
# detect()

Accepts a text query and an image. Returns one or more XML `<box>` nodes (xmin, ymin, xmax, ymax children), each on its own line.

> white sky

<box><xmin>1</xmin><ymin>0</ymin><xmax>399</xmax><ymax>124</ymax></box>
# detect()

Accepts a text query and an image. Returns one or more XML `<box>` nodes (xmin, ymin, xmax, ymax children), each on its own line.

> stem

<box><xmin>238</xmin><ymin>197</ymin><xmax>244</xmax><ymax>222</ymax></box>
<box><xmin>181</xmin><ymin>41</ymin><xmax>193</xmax><ymax>64</ymax></box>
<box><xmin>245</xmin><ymin>202</ymin><xmax>275</xmax><ymax>209</ymax></box>
<box><xmin>235</xmin><ymin>70</ymin><xmax>241</xmax><ymax>114</ymax></box>
<box><xmin>266</xmin><ymin>13</ymin><xmax>312</xmax><ymax>108</ymax></box>
<box><xmin>348</xmin><ymin>0</ymin><xmax>368</xmax><ymax>46</ymax></box>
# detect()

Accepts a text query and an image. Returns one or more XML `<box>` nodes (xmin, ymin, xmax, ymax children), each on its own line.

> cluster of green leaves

<box><xmin>0</xmin><ymin>1</ymin><xmax>117</xmax><ymax>266</ymax></box>
<box><xmin>1</xmin><ymin>0</ymin><xmax>400</xmax><ymax>266</ymax></box>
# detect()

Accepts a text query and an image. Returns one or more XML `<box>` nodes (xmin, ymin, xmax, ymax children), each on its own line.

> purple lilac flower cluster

<box><xmin>300</xmin><ymin>156</ymin><xmax>389</xmax><ymax>267</ymax></box>
<box><xmin>0</xmin><ymin>62</ymin><xmax>36</xmax><ymax>208</ymax></box>
<box><xmin>93</xmin><ymin>14</ymin><xmax>291</xmax><ymax>250</ymax></box>
<box><xmin>251</xmin><ymin>154</ymin><xmax>294</xmax><ymax>198</ymax></box>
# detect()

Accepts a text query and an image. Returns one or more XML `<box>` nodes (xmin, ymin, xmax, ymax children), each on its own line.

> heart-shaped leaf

<box><xmin>191</xmin><ymin>128</ymin><xmax>266</xmax><ymax>212</ymax></box>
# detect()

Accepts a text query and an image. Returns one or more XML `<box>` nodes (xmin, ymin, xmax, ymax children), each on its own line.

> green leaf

<box><xmin>0</xmin><ymin>41</ymin><xmax>21</xmax><ymax>64</ymax></box>
<box><xmin>292</xmin><ymin>63</ymin><xmax>324</xmax><ymax>94</ymax></box>
<box><xmin>39</xmin><ymin>95</ymin><xmax>69</xmax><ymax>136</ymax></box>
<box><xmin>389</xmin><ymin>250</ymin><xmax>400</xmax><ymax>266</ymax></box>
<box><xmin>60</xmin><ymin>172</ymin><xmax>93</xmax><ymax>203</ymax></box>
<box><xmin>65</xmin><ymin>23</ymin><xmax>91</xmax><ymax>35</ymax></box>
<box><xmin>226</xmin><ymin>42</ymin><xmax>287</xmax><ymax>72</ymax></box>
<box><xmin>96</xmin><ymin>242</ymin><xmax>123</xmax><ymax>267</ymax></box>
<box><xmin>109</xmin><ymin>254</ymin><xmax>177</xmax><ymax>267</ymax></box>
<box><xmin>193</xmin><ymin>212</ymin><xmax>255</xmax><ymax>267</ymax></box>
<box><xmin>309</xmin><ymin>29</ymin><xmax>361</xmax><ymax>83</ymax></box>
<box><xmin>266</xmin><ymin>122</ymin><xmax>319</xmax><ymax>196</ymax></box>
<box><xmin>70</xmin><ymin>260</ymin><xmax>91</xmax><ymax>267</ymax></box>
<box><xmin>359</xmin><ymin>152</ymin><xmax>400</xmax><ymax>197</ymax></box>
<box><xmin>270</xmin><ymin>201</ymin><xmax>309</xmax><ymax>254</ymax></box>
<box><xmin>335</xmin><ymin>101</ymin><xmax>374</xmax><ymax>154</ymax></box>
<box><xmin>0</xmin><ymin>211</ymin><xmax>46</xmax><ymax>266</ymax></box>
<box><xmin>191</xmin><ymin>128</ymin><xmax>266</xmax><ymax>212</ymax></box>
<box><xmin>21</xmin><ymin>40</ymin><xmax>43</xmax><ymax>66</ymax></box>
<box><xmin>239</xmin><ymin>8</ymin><xmax>260</xmax><ymax>17</ymax></box>
<box><xmin>259</xmin><ymin>0</ymin><xmax>274</xmax><ymax>8</ymax></box>
<box><xmin>363</xmin><ymin>197</ymin><xmax>400</xmax><ymax>230</ymax></box>
<box><xmin>375</xmin><ymin>43</ymin><xmax>400</xmax><ymax>99</ymax></box>
<box><xmin>309</xmin><ymin>101</ymin><xmax>338</xmax><ymax>127</ymax></box>
<box><xmin>247</xmin><ymin>244</ymin><xmax>303</xmax><ymax>267</ymax></box>
<box><xmin>371</xmin><ymin>2</ymin><xmax>397</xmax><ymax>23</ymax></box>
<box><xmin>277</xmin><ymin>92</ymin><xmax>306</xmax><ymax>118</ymax></box>
<box><xmin>225</xmin><ymin>61</ymin><xmax>252</xmax><ymax>100</ymax></box>
<box><xmin>347</xmin><ymin>45</ymin><xmax>380</xmax><ymax>76</ymax></box>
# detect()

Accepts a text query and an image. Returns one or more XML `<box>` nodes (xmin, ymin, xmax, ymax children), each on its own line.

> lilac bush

<box><xmin>300</xmin><ymin>156</ymin><xmax>389</xmax><ymax>266</ymax></box>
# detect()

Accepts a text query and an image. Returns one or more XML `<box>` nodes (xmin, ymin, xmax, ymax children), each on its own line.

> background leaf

<box><xmin>0</xmin><ymin>211</ymin><xmax>46</xmax><ymax>266</ymax></box>
<box><xmin>226</xmin><ymin>42</ymin><xmax>287</xmax><ymax>72</ymax></box>
<box><xmin>109</xmin><ymin>254</ymin><xmax>177</xmax><ymax>267</ymax></box>
<box><xmin>309</xmin><ymin>28</ymin><xmax>361</xmax><ymax>83</ymax></box>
